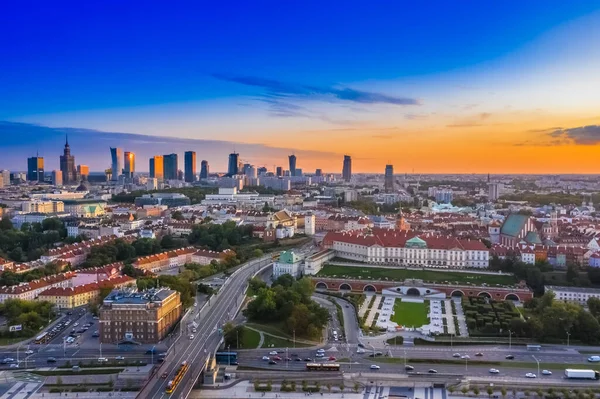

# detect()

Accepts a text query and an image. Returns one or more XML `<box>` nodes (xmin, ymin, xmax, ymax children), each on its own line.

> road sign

<box><xmin>9</xmin><ymin>325</ymin><xmax>22</xmax><ymax>332</ymax></box>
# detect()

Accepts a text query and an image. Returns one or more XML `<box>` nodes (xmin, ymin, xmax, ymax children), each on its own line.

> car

<box><xmin>505</xmin><ymin>355</ymin><xmax>514</xmax><ymax>360</ymax></box>
<box><xmin>328</xmin><ymin>356</ymin><xmax>337</xmax><ymax>361</ymax></box>
<box><xmin>92</xmin><ymin>332</ymin><xmax>99</xmax><ymax>337</ymax></box>
<box><xmin>25</xmin><ymin>350</ymin><xmax>34</xmax><ymax>355</ymax></box>
<box><xmin>231</xmin><ymin>361</ymin><xmax>239</xmax><ymax>365</ymax></box>
<box><xmin>370</xmin><ymin>365</ymin><xmax>380</xmax><ymax>370</ymax></box>
<box><xmin>357</xmin><ymin>348</ymin><xmax>366</xmax><ymax>354</ymax></box>
<box><xmin>284</xmin><ymin>357</ymin><xmax>292</xmax><ymax>362</ymax></box>
<box><xmin>47</xmin><ymin>357</ymin><xmax>57</xmax><ymax>363</ymax></box>
<box><xmin>97</xmin><ymin>357</ymin><xmax>108</xmax><ymax>363</ymax></box>
<box><xmin>542</xmin><ymin>370</ymin><xmax>552</xmax><ymax>375</ymax></box>
<box><xmin>73</xmin><ymin>322</ymin><xmax>79</xmax><ymax>327</ymax></box>
<box><xmin>146</xmin><ymin>348</ymin><xmax>157</xmax><ymax>354</ymax></box>
<box><xmin>428</xmin><ymin>369</ymin><xmax>438</xmax><ymax>374</ymax></box>
<box><xmin>346</xmin><ymin>305</ymin><xmax>350</xmax><ymax>308</ymax></box>
<box><xmin>294</xmin><ymin>358</ymin><xmax>301</xmax><ymax>362</ymax></box>
<box><xmin>268</xmin><ymin>360</ymin><xmax>277</xmax><ymax>365</ymax></box>
<box><xmin>115</xmin><ymin>356</ymin><xmax>125</xmax><ymax>360</ymax></box>
<box><xmin>357</xmin><ymin>343</ymin><xmax>365</xmax><ymax>348</ymax></box>
<box><xmin>262</xmin><ymin>356</ymin><xmax>270</xmax><ymax>361</ymax></box>
<box><xmin>189</xmin><ymin>334</ymin><xmax>195</xmax><ymax>340</ymax></box>
<box><xmin>3</xmin><ymin>358</ymin><xmax>14</xmax><ymax>363</ymax></box>
<box><xmin>269</xmin><ymin>351</ymin><xmax>278</xmax><ymax>355</ymax></box>
<box><xmin>452</xmin><ymin>353</ymin><xmax>461</xmax><ymax>358</ymax></box>
<box><xmin>461</xmin><ymin>355</ymin><xmax>470</xmax><ymax>359</ymax></box>
<box><xmin>525</xmin><ymin>373</ymin><xmax>537</xmax><ymax>378</ymax></box>
<box><xmin>273</xmin><ymin>356</ymin><xmax>282</xmax><ymax>361</ymax></box>
<box><xmin>291</xmin><ymin>353</ymin><xmax>299</xmax><ymax>357</ymax></box>
<box><xmin>489</xmin><ymin>368</ymin><xmax>500</xmax><ymax>374</ymax></box>
<box><xmin>405</xmin><ymin>365</ymin><xmax>415</xmax><ymax>371</ymax></box>
<box><xmin>9</xmin><ymin>364</ymin><xmax>19</xmax><ymax>368</ymax></box>
<box><xmin>304</xmin><ymin>358</ymin><xmax>313</xmax><ymax>362</ymax></box>
<box><xmin>192</xmin><ymin>328</ymin><xmax>197</xmax><ymax>333</ymax></box>
<box><xmin>588</xmin><ymin>356</ymin><xmax>600</xmax><ymax>362</ymax></box>
<box><xmin>161</xmin><ymin>372</ymin><xmax>168</xmax><ymax>379</ymax></box>
<box><xmin>475</xmin><ymin>352</ymin><xmax>483</xmax><ymax>357</ymax></box>
<box><xmin>88</xmin><ymin>321</ymin><xmax>94</xmax><ymax>325</ymax></box>
<box><xmin>315</xmin><ymin>353</ymin><xmax>325</xmax><ymax>358</ymax></box>
<box><xmin>317</xmin><ymin>349</ymin><xmax>325</xmax><ymax>353</ymax></box>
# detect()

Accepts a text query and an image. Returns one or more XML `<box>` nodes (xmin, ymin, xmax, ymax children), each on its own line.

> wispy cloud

<box><xmin>372</xmin><ymin>134</ymin><xmax>394</xmax><ymax>139</ymax></box>
<box><xmin>548</xmin><ymin>125</ymin><xmax>600</xmax><ymax>145</ymax></box>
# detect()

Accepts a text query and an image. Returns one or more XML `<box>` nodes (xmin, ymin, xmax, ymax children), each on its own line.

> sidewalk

<box><xmin>189</xmin><ymin>381</ymin><xmax>364</xmax><ymax>399</ymax></box>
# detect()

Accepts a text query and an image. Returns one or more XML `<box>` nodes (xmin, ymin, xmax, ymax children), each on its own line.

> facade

<box><xmin>77</xmin><ymin>165</ymin><xmax>89</xmax><ymax>180</ymax></box>
<box><xmin>273</xmin><ymin>250</ymin><xmax>303</xmax><ymax>279</ymax></box>
<box><xmin>163</xmin><ymin>153</ymin><xmax>178</xmax><ymax>180</ymax></box>
<box><xmin>184</xmin><ymin>151</ymin><xmax>196</xmax><ymax>182</ymax></box>
<box><xmin>288</xmin><ymin>155</ymin><xmax>297</xmax><ymax>177</ymax></box>
<box><xmin>342</xmin><ymin>155</ymin><xmax>352</xmax><ymax>182</ymax></box>
<box><xmin>133</xmin><ymin>247</ymin><xmax>233</xmax><ymax>273</ymax></box>
<box><xmin>384</xmin><ymin>165</ymin><xmax>394</xmax><ymax>193</ymax></box>
<box><xmin>200</xmin><ymin>160</ymin><xmax>209</xmax><ymax>179</ymax></box>
<box><xmin>38</xmin><ymin>275</ymin><xmax>135</xmax><ymax>309</ymax></box>
<box><xmin>0</xmin><ymin>272</ymin><xmax>75</xmax><ymax>303</ymax></box>
<box><xmin>149</xmin><ymin>155</ymin><xmax>164</xmax><ymax>180</ymax></box>
<box><xmin>323</xmin><ymin>229</ymin><xmax>490</xmax><ymax>268</ymax></box>
<box><xmin>276</xmin><ymin>166</ymin><xmax>283</xmax><ymax>177</ymax></box>
<box><xmin>488</xmin><ymin>182</ymin><xmax>502</xmax><ymax>202</ymax></box>
<box><xmin>499</xmin><ymin>214</ymin><xmax>540</xmax><ymax>246</ymax></box>
<box><xmin>110</xmin><ymin>147</ymin><xmax>123</xmax><ymax>181</ymax></box>
<box><xmin>227</xmin><ymin>152</ymin><xmax>239</xmax><ymax>176</ymax></box>
<box><xmin>51</xmin><ymin>170</ymin><xmax>63</xmax><ymax>186</ymax></box>
<box><xmin>134</xmin><ymin>193</ymin><xmax>190</xmax><ymax>208</ymax></box>
<box><xmin>27</xmin><ymin>156</ymin><xmax>44</xmax><ymax>182</ymax></box>
<box><xmin>124</xmin><ymin>152</ymin><xmax>135</xmax><ymax>178</ymax></box>
<box><xmin>547</xmin><ymin>285</ymin><xmax>600</xmax><ymax>305</ymax></box>
<box><xmin>99</xmin><ymin>288</ymin><xmax>182</xmax><ymax>344</ymax></box>
<box><xmin>59</xmin><ymin>136</ymin><xmax>77</xmax><ymax>184</ymax></box>
<box><xmin>22</xmin><ymin>200</ymin><xmax>64</xmax><ymax>213</ymax></box>
<box><xmin>63</xmin><ymin>199</ymin><xmax>107</xmax><ymax>217</ymax></box>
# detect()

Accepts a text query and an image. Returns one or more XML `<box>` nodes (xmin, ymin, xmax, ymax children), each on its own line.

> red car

<box><xmin>328</xmin><ymin>356</ymin><xmax>337</xmax><ymax>361</ymax></box>
<box><xmin>273</xmin><ymin>356</ymin><xmax>282</xmax><ymax>361</ymax></box>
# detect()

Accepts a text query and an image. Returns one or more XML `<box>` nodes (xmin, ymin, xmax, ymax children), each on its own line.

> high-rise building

<box><xmin>124</xmin><ymin>152</ymin><xmax>135</xmax><ymax>178</ymax></box>
<box><xmin>288</xmin><ymin>155</ymin><xmax>297</xmax><ymax>177</ymax></box>
<box><xmin>200</xmin><ymin>160</ymin><xmax>209</xmax><ymax>179</ymax></box>
<box><xmin>0</xmin><ymin>170</ymin><xmax>10</xmax><ymax>187</ymax></box>
<box><xmin>184</xmin><ymin>151</ymin><xmax>196</xmax><ymax>183</ymax></box>
<box><xmin>227</xmin><ymin>153</ymin><xmax>239</xmax><ymax>176</ymax></box>
<box><xmin>257</xmin><ymin>166</ymin><xmax>267</xmax><ymax>176</ymax></box>
<box><xmin>27</xmin><ymin>155</ymin><xmax>44</xmax><ymax>182</ymax></box>
<box><xmin>315</xmin><ymin>168</ymin><xmax>322</xmax><ymax>177</ymax></box>
<box><xmin>110</xmin><ymin>147</ymin><xmax>123</xmax><ymax>181</ymax></box>
<box><xmin>276</xmin><ymin>166</ymin><xmax>283</xmax><ymax>177</ymax></box>
<box><xmin>163</xmin><ymin>154</ymin><xmax>178</xmax><ymax>180</ymax></box>
<box><xmin>384</xmin><ymin>164</ymin><xmax>394</xmax><ymax>192</ymax></box>
<box><xmin>149</xmin><ymin>155</ymin><xmax>164</xmax><ymax>180</ymax></box>
<box><xmin>60</xmin><ymin>136</ymin><xmax>77</xmax><ymax>184</ymax></box>
<box><xmin>242</xmin><ymin>163</ymin><xmax>252</xmax><ymax>175</ymax></box>
<box><xmin>77</xmin><ymin>165</ymin><xmax>89</xmax><ymax>180</ymax></box>
<box><xmin>342</xmin><ymin>155</ymin><xmax>352</xmax><ymax>182</ymax></box>
<box><xmin>52</xmin><ymin>170</ymin><xmax>63</xmax><ymax>186</ymax></box>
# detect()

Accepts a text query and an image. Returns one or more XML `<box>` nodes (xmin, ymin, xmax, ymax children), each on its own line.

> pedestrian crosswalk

<box><xmin>0</xmin><ymin>382</ymin><xmax>43</xmax><ymax>399</ymax></box>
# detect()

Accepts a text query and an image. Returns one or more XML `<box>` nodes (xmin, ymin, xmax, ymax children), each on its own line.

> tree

<box><xmin>273</xmin><ymin>273</ymin><xmax>295</xmax><ymax>288</ymax></box>
<box><xmin>0</xmin><ymin>218</ymin><xmax>13</xmax><ymax>230</ymax></box>
<box><xmin>487</xmin><ymin>386</ymin><xmax>494</xmax><ymax>398</ymax></box>
<box><xmin>588</xmin><ymin>297</ymin><xmax>600</xmax><ymax>317</ymax></box>
<box><xmin>108</xmin><ymin>377</ymin><xmax>114</xmax><ymax>389</ymax></box>
<box><xmin>448</xmin><ymin>386</ymin><xmax>455</xmax><ymax>395</ymax></box>
<box><xmin>353</xmin><ymin>382</ymin><xmax>360</xmax><ymax>393</ymax></box>
<box><xmin>473</xmin><ymin>386</ymin><xmax>480</xmax><ymax>397</ymax></box>
<box><xmin>171</xmin><ymin>210</ymin><xmax>185</xmax><ymax>221</ymax></box>
<box><xmin>326</xmin><ymin>383</ymin><xmax>332</xmax><ymax>393</ymax></box>
<box><xmin>566</xmin><ymin>264</ymin><xmax>578</xmax><ymax>283</ymax></box>
<box><xmin>339</xmin><ymin>382</ymin><xmax>345</xmax><ymax>393</ymax></box>
<box><xmin>462</xmin><ymin>387</ymin><xmax>469</xmax><ymax>396</ymax></box>
<box><xmin>56</xmin><ymin>376</ymin><xmax>63</xmax><ymax>386</ymax></box>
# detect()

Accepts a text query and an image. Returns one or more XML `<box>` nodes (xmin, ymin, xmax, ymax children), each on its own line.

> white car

<box><xmin>9</xmin><ymin>364</ymin><xmax>19</xmax><ymax>368</ymax></box>
<box><xmin>269</xmin><ymin>351</ymin><xmax>278</xmax><ymax>355</ymax></box>
<box><xmin>588</xmin><ymin>356</ymin><xmax>600</xmax><ymax>362</ymax></box>
<box><xmin>370</xmin><ymin>365</ymin><xmax>380</xmax><ymax>370</ymax></box>
<box><xmin>461</xmin><ymin>355</ymin><xmax>470</xmax><ymax>359</ymax></box>
<box><xmin>73</xmin><ymin>322</ymin><xmax>79</xmax><ymax>327</ymax></box>
<box><xmin>525</xmin><ymin>373</ymin><xmax>537</xmax><ymax>378</ymax></box>
<box><xmin>315</xmin><ymin>353</ymin><xmax>325</xmax><ymax>357</ymax></box>
<box><xmin>357</xmin><ymin>348</ymin><xmax>366</xmax><ymax>354</ymax></box>
<box><xmin>189</xmin><ymin>334</ymin><xmax>194</xmax><ymax>340</ymax></box>
<box><xmin>262</xmin><ymin>356</ymin><xmax>270</xmax><ymax>361</ymax></box>
<box><xmin>317</xmin><ymin>349</ymin><xmax>325</xmax><ymax>353</ymax></box>
<box><xmin>115</xmin><ymin>356</ymin><xmax>125</xmax><ymax>360</ymax></box>
<box><xmin>489</xmin><ymin>368</ymin><xmax>500</xmax><ymax>374</ymax></box>
<box><xmin>542</xmin><ymin>370</ymin><xmax>552</xmax><ymax>375</ymax></box>
<box><xmin>25</xmin><ymin>350</ymin><xmax>34</xmax><ymax>355</ymax></box>
<box><xmin>452</xmin><ymin>353</ymin><xmax>461</xmax><ymax>358</ymax></box>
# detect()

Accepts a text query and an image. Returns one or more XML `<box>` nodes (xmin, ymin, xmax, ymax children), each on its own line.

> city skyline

<box><xmin>1</xmin><ymin>3</ymin><xmax>600</xmax><ymax>173</ymax></box>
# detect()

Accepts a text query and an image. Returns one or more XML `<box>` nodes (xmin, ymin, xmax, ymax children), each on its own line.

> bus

<box><xmin>215</xmin><ymin>351</ymin><xmax>238</xmax><ymax>365</ymax></box>
<box><xmin>527</xmin><ymin>345</ymin><xmax>541</xmax><ymax>351</ymax></box>
<box><xmin>306</xmin><ymin>363</ymin><xmax>340</xmax><ymax>371</ymax></box>
<box><xmin>34</xmin><ymin>332</ymin><xmax>49</xmax><ymax>344</ymax></box>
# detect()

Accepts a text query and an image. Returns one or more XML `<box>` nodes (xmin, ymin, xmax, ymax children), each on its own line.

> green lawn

<box><xmin>317</xmin><ymin>264</ymin><xmax>516</xmax><ymax>286</ymax></box>
<box><xmin>238</xmin><ymin>327</ymin><xmax>261</xmax><ymax>349</ymax></box>
<box><xmin>391</xmin><ymin>300</ymin><xmax>429</xmax><ymax>328</ymax></box>
<box><xmin>261</xmin><ymin>334</ymin><xmax>312</xmax><ymax>349</ymax></box>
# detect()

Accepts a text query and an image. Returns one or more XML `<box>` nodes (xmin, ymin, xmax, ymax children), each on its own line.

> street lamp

<box><xmin>566</xmin><ymin>331</ymin><xmax>571</xmax><ymax>347</ymax></box>
<box><xmin>450</xmin><ymin>333</ymin><xmax>454</xmax><ymax>349</ymax></box>
<box><xmin>508</xmin><ymin>330</ymin><xmax>512</xmax><ymax>350</ymax></box>
<box><xmin>465</xmin><ymin>356</ymin><xmax>468</xmax><ymax>372</ymax></box>
<box><xmin>532</xmin><ymin>355</ymin><xmax>540</xmax><ymax>377</ymax></box>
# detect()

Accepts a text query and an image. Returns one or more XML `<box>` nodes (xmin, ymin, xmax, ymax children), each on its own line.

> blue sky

<box><xmin>1</xmin><ymin>1</ymin><xmax>600</xmax><ymax>173</ymax></box>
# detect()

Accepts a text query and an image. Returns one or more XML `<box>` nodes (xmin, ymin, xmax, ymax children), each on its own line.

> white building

<box><xmin>546</xmin><ymin>285</ymin><xmax>600</xmax><ymax>305</ymax></box>
<box><xmin>22</xmin><ymin>200</ymin><xmax>65</xmax><ymax>214</ymax></box>
<box><xmin>273</xmin><ymin>251</ymin><xmax>303</xmax><ymax>279</ymax></box>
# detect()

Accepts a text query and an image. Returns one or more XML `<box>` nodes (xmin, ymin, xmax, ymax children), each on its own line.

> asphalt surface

<box><xmin>137</xmin><ymin>254</ymin><xmax>274</xmax><ymax>399</ymax></box>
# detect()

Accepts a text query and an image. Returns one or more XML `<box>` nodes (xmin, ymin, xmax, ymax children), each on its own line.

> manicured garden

<box><xmin>391</xmin><ymin>300</ymin><xmax>429</xmax><ymax>328</ymax></box>
<box><xmin>317</xmin><ymin>264</ymin><xmax>516</xmax><ymax>286</ymax></box>
<box><xmin>463</xmin><ymin>297</ymin><xmax>521</xmax><ymax>336</ymax></box>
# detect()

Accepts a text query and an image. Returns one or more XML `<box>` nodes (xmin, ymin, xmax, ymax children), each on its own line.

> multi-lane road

<box><xmin>137</xmin><ymin>254</ymin><xmax>274</xmax><ymax>399</ymax></box>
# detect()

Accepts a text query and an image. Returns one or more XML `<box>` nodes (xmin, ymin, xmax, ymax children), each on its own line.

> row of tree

<box><xmin>111</xmin><ymin>187</ymin><xmax>217</xmax><ymax>205</ymax></box>
<box><xmin>0</xmin><ymin>299</ymin><xmax>55</xmax><ymax>338</ymax></box>
<box><xmin>499</xmin><ymin>191</ymin><xmax>600</xmax><ymax>206</ymax></box>
<box><xmin>244</xmin><ymin>276</ymin><xmax>329</xmax><ymax>339</ymax></box>
<box><xmin>0</xmin><ymin>261</ymin><xmax>68</xmax><ymax>287</ymax></box>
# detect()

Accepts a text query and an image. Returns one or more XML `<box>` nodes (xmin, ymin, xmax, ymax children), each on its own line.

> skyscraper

<box><xmin>163</xmin><ymin>154</ymin><xmax>178</xmax><ymax>180</ymax></box>
<box><xmin>200</xmin><ymin>160</ymin><xmax>209</xmax><ymax>179</ymax></box>
<box><xmin>384</xmin><ymin>164</ymin><xmax>394</xmax><ymax>192</ymax></box>
<box><xmin>288</xmin><ymin>154</ymin><xmax>297</xmax><ymax>177</ymax></box>
<box><xmin>77</xmin><ymin>165</ymin><xmax>89</xmax><ymax>180</ymax></box>
<box><xmin>257</xmin><ymin>166</ymin><xmax>267</xmax><ymax>175</ymax></box>
<box><xmin>51</xmin><ymin>170</ymin><xmax>63</xmax><ymax>186</ymax></box>
<box><xmin>124</xmin><ymin>152</ymin><xmax>135</xmax><ymax>178</ymax></box>
<box><xmin>184</xmin><ymin>151</ymin><xmax>196</xmax><ymax>182</ymax></box>
<box><xmin>227</xmin><ymin>152</ymin><xmax>239</xmax><ymax>176</ymax></box>
<box><xmin>110</xmin><ymin>147</ymin><xmax>123</xmax><ymax>181</ymax></box>
<box><xmin>342</xmin><ymin>155</ymin><xmax>352</xmax><ymax>182</ymax></box>
<box><xmin>276</xmin><ymin>166</ymin><xmax>283</xmax><ymax>177</ymax></box>
<box><xmin>315</xmin><ymin>169</ymin><xmax>322</xmax><ymax>177</ymax></box>
<box><xmin>149</xmin><ymin>155</ymin><xmax>164</xmax><ymax>180</ymax></box>
<box><xmin>27</xmin><ymin>155</ymin><xmax>44</xmax><ymax>182</ymax></box>
<box><xmin>60</xmin><ymin>136</ymin><xmax>77</xmax><ymax>184</ymax></box>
